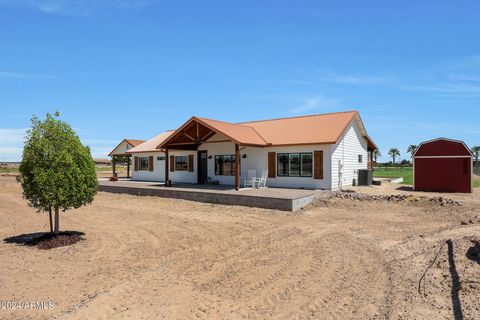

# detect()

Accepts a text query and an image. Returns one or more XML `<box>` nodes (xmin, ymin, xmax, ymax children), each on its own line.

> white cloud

<box><xmin>0</xmin><ymin>128</ymin><xmax>28</xmax><ymax>145</ymax></box>
<box><xmin>0</xmin><ymin>129</ymin><xmax>117</xmax><ymax>161</ymax></box>
<box><xmin>398</xmin><ymin>83</ymin><xmax>480</xmax><ymax>95</ymax></box>
<box><xmin>317</xmin><ymin>72</ymin><xmax>389</xmax><ymax>85</ymax></box>
<box><xmin>0</xmin><ymin>128</ymin><xmax>28</xmax><ymax>162</ymax></box>
<box><xmin>289</xmin><ymin>96</ymin><xmax>339</xmax><ymax>114</ymax></box>
<box><xmin>0</xmin><ymin>0</ymin><xmax>156</xmax><ymax>17</ymax></box>
<box><xmin>88</xmin><ymin>146</ymin><xmax>113</xmax><ymax>159</ymax></box>
<box><xmin>0</xmin><ymin>147</ymin><xmax>23</xmax><ymax>162</ymax></box>
<box><xmin>0</xmin><ymin>70</ymin><xmax>57</xmax><ymax>80</ymax></box>
<box><xmin>279</xmin><ymin>72</ymin><xmax>389</xmax><ymax>86</ymax></box>
<box><xmin>81</xmin><ymin>138</ymin><xmax>120</xmax><ymax>145</ymax></box>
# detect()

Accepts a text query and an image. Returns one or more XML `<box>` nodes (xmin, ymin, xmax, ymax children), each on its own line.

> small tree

<box><xmin>18</xmin><ymin>112</ymin><xmax>98</xmax><ymax>234</ymax></box>
<box><xmin>472</xmin><ymin>146</ymin><xmax>480</xmax><ymax>168</ymax></box>
<box><xmin>388</xmin><ymin>148</ymin><xmax>400</xmax><ymax>164</ymax></box>
<box><xmin>372</xmin><ymin>149</ymin><xmax>381</xmax><ymax>163</ymax></box>
<box><xmin>407</xmin><ymin>145</ymin><xmax>418</xmax><ymax>158</ymax></box>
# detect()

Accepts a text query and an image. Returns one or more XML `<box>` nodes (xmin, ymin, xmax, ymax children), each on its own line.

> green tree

<box><xmin>372</xmin><ymin>149</ymin><xmax>381</xmax><ymax>163</ymax></box>
<box><xmin>18</xmin><ymin>112</ymin><xmax>98</xmax><ymax>234</ymax></box>
<box><xmin>407</xmin><ymin>145</ymin><xmax>418</xmax><ymax>158</ymax></box>
<box><xmin>472</xmin><ymin>146</ymin><xmax>480</xmax><ymax>167</ymax></box>
<box><xmin>388</xmin><ymin>148</ymin><xmax>400</xmax><ymax>164</ymax></box>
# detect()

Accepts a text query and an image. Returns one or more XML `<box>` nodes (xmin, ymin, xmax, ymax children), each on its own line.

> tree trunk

<box><xmin>48</xmin><ymin>207</ymin><xmax>53</xmax><ymax>234</ymax></box>
<box><xmin>54</xmin><ymin>207</ymin><xmax>60</xmax><ymax>235</ymax></box>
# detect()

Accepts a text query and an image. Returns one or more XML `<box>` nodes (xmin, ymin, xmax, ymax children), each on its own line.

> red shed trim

<box><xmin>412</xmin><ymin>138</ymin><xmax>473</xmax><ymax>157</ymax></box>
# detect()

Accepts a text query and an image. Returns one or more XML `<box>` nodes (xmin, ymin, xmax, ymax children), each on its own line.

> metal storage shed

<box><xmin>413</xmin><ymin>138</ymin><xmax>473</xmax><ymax>193</ymax></box>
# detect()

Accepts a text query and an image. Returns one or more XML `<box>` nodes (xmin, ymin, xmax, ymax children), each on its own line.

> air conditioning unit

<box><xmin>357</xmin><ymin>169</ymin><xmax>373</xmax><ymax>186</ymax></box>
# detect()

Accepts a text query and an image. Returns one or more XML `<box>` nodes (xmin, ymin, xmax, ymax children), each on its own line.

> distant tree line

<box><xmin>373</xmin><ymin>144</ymin><xmax>480</xmax><ymax>168</ymax></box>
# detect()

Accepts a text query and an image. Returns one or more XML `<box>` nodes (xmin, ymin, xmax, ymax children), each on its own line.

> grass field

<box><xmin>373</xmin><ymin>167</ymin><xmax>413</xmax><ymax>185</ymax></box>
<box><xmin>474</xmin><ymin>179</ymin><xmax>480</xmax><ymax>188</ymax></box>
<box><xmin>374</xmin><ymin>166</ymin><xmax>480</xmax><ymax>188</ymax></box>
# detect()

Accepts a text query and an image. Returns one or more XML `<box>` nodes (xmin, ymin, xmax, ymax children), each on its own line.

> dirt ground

<box><xmin>0</xmin><ymin>176</ymin><xmax>479</xmax><ymax>320</ymax></box>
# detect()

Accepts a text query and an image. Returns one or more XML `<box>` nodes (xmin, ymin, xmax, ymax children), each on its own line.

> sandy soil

<box><xmin>0</xmin><ymin>176</ymin><xmax>479</xmax><ymax>319</ymax></box>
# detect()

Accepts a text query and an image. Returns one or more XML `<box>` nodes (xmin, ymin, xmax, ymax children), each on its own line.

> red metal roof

<box><xmin>159</xmin><ymin>110</ymin><xmax>376</xmax><ymax>149</ymax></box>
<box><xmin>414</xmin><ymin>138</ymin><xmax>473</xmax><ymax>157</ymax></box>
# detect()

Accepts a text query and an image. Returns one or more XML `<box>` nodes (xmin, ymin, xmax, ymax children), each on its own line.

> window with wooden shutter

<box><xmin>170</xmin><ymin>155</ymin><xmax>175</xmax><ymax>172</ymax></box>
<box><xmin>149</xmin><ymin>156</ymin><xmax>154</xmax><ymax>171</ymax></box>
<box><xmin>268</xmin><ymin>152</ymin><xmax>276</xmax><ymax>178</ymax></box>
<box><xmin>314</xmin><ymin>151</ymin><xmax>324</xmax><ymax>179</ymax></box>
<box><xmin>134</xmin><ymin>156</ymin><xmax>138</xmax><ymax>171</ymax></box>
<box><xmin>188</xmin><ymin>154</ymin><xmax>194</xmax><ymax>172</ymax></box>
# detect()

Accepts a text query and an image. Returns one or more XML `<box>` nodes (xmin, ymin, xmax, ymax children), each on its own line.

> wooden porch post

<box><xmin>235</xmin><ymin>143</ymin><xmax>240</xmax><ymax>191</ymax></box>
<box><xmin>127</xmin><ymin>156</ymin><xmax>130</xmax><ymax>178</ymax></box>
<box><xmin>112</xmin><ymin>155</ymin><xmax>116</xmax><ymax>177</ymax></box>
<box><xmin>165</xmin><ymin>148</ymin><xmax>170</xmax><ymax>186</ymax></box>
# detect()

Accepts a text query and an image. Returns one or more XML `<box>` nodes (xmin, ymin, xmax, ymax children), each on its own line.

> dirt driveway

<box><xmin>0</xmin><ymin>176</ymin><xmax>479</xmax><ymax>319</ymax></box>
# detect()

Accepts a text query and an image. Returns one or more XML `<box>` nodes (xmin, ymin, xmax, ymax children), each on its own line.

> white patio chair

<box><xmin>255</xmin><ymin>170</ymin><xmax>268</xmax><ymax>188</ymax></box>
<box><xmin>243</xmin><ymin>170</ymin><xmax>257</xmax><ymax>188</ymax></box>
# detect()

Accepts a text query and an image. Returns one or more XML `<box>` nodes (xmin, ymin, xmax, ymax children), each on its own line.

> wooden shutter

<box><xmin>170</xmin><ymin>155</ymin><xmax>175</xmax><ymax>172</ymax></box>
<box><xmin>148</xmin><ymin>156</ymin><xmax>154</xmax><ymax>171</ymax></box>
<box><xmin>314</xmin><ymin>151</ymin><xmax>323</xmax><ymax>179</ymax></box>
<box><xmin>134</xmin><ymin>156</ymin><xmax>138</xmax><ymax>171</ymax></box>
<box><xmin>268</xmin><ymin>152</ymin><xmax>276</xmax><ymax>178</ymax></box>
<box><xmin>188</xmin><ymin>154</ymin><xmax>194</xmax><ymax>172</ymax></box>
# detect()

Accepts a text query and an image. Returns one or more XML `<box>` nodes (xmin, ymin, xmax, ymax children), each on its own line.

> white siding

<box><xmin>266</xmin><ymin>145</ymin><xmax>332</xmax><ymax>189</ymax></box>
<box><xmin>131</xmin><ymin>152</ymin><xmax>165</xmax><ymax>182</ymax></box>
<box><xmin>110</xmin><ymin>140</ymin><xmax>132</xmax><ymax>156</ymax></box>
<box><xmin>198</xmin><ymin>138</ymin><xmax>238</xmax><ymax>185</ymax></box>
<box><xmin>198</xmin><ymin>134</ymin><xmax>332</xmax><ymax>189</ymax></box>
<box><xmin>168</xmin><ymin>150</ymin><xmax>197</xmax><ymax>183</ymax></box>
<box><xmin>152</xmin><ymin>125</ymin><xmax>367</xmax><ymax>190</ymax></box>
<box><xmin>331</xmin><ymin>122</ymin><xmax>368</xmax><ymax>190</ymax></box>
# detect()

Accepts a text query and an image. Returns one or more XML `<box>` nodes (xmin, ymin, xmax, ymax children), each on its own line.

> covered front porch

<box><xmin>98</xmin><ymin>179</ymin><xmax>321</xmax><ymax>211</ymax></box>
<box><xmin>159</xmin><ymin>116</ymin><xmax>268</xmax><ymax>191</ymax></box>
<box><xmin>108</xmin><ymin>139</ymin><xmax>146</xmax><ymax>178</ymax></box>
<box><xmin>110</xmin><ymin>154</ymin><xmax>132</xmax><ymax>178</ymax></box>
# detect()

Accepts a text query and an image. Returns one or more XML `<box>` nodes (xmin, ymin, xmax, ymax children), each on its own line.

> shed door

<box><xmin>415</xmin><ymin>157</ymin><xmax>471</xmax><ymax>193</ymax></box>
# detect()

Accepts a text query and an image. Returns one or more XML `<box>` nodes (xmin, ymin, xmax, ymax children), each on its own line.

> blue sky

<box><xmin>1</xmin><ymin>0</ymin><xmax>479</xmax><ymax>162</ymax></box>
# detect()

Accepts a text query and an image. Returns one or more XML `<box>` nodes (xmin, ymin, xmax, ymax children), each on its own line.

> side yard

<box><xmin>373</xmin><ymin>166</ymin><xmax>413</xmax><ymax>185</ymax></box>
<box><xmin>374</xmin><ymin>166</ymin><xmax>480</xmax><ymax>188</ymax></box>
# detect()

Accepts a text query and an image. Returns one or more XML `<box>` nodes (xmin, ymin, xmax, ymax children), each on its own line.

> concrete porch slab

<box><xmin>98</xmin><ymin>180</ymin><xmax>322</xmax><ymax>211</ymax></box>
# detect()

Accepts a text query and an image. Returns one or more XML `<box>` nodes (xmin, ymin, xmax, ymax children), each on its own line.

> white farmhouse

<box><xmin>109</xmin><ymin>111</ymin><xmax>376</xmax><ymax>190</ymax></box>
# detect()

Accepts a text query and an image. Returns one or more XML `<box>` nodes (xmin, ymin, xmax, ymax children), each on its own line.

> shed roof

<box><xmin>413</xmin><ymin>138</ymin><xmax>473</xmax><ymax>157</ymax></box>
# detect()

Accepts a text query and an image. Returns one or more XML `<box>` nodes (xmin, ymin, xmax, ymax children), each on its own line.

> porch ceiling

<box><xmin>158</xmin><ymin>116</ymin><xmax>267</xmax><ymax>150</ymax></box>
<box><xmin>160</xmin><ymin>119</ymin><xmax>216</xmax><ymax>150</ymax></box>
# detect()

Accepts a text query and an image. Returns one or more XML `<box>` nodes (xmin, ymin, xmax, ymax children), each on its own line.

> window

<box><xmin>215</xmin><ymin>155</ymin><xmax>236</xmax><ymax>175</ymax></box>
<box><xmin>358</xmin><ymin>155</ymin><xmax>363</xmax><ymax>163</ymax></box>
<box><xmin>175</xmin><ymin>156</ymin><xmax>188</xmax><ymax>171</ymax></box>
<box><xmin>277</xmin><ymin>153</ymin><xmax>312</xmax><ymax>177</ymax></box>
<box><xmin>139</xmin><ymin>157</ymin><xmax>149</xmax><ymax>171</ymax></box>
<box><xmin>157</xmin><ymin>156</ymin><xmax>166</xmax><ymax>161</ymax></box>
<box><xmin>301</xmin><ymin>153</ymin><xmax>312</xmax><ymax>176</ymax></box>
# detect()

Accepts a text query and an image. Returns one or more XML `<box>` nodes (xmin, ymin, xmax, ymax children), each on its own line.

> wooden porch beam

<box><xmin>112</xmin><ymin>155</ymin><xmax>116</xmax><ymax>177</ymax></box>
<box><xmin>200</xmin><ymin>130</ymin><xmax>215</xmax><ymax>142</ymax></box>
<box><xmin>167</xmin><ymin>142</ymin><xmax>198</xmax><ymax>146</ymax></box>
<box><xmin>127</xmin><ymin>155</ymin><xmax>130</xmax><ymax>178</ymax></box>
<box><xmin>200</xmin><ymin>130</ymin><xmax>216</xmax><ymax>143</ymax></box>
<box><xmin>183</xmin><ymin>132</ymin><xmax>196</xmax><ymax>141</ymax></box>
<box><xmin>235</xmin><ymin>143</ymin><xmax>240</xmax><ymax>191</ymax></box>
<box><xmin>165</xmin><ymin>149</ymin><xmax>170</xmax><ymax>186</ymax></box>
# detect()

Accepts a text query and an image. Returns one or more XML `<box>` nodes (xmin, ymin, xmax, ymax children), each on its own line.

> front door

<box><xmin>198</xmin><ymin>150</ymin><xmax>208</xmax><ymax>184</ymax></box>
